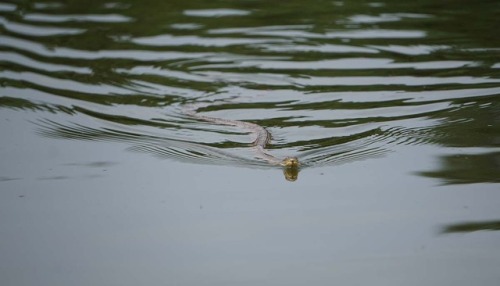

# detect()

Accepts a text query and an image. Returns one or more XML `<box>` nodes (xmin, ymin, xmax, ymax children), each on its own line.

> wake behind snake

<box><xmin>182</xmin><ymin>101</ymin><xmax>300</xmax><ymax>181</ymax></box>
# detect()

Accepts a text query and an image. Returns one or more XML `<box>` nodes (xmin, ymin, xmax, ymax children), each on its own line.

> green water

<box><xmin>1</xmin><ymin>0</ymin><xmax>499</xmax><ymax>285</ymax></box>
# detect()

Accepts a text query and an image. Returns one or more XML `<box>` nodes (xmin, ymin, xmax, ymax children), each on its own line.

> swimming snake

<box><xmin>183</xmin><ymin>101</ymin><xmax>300</xmax><ymax>181</ymax></box>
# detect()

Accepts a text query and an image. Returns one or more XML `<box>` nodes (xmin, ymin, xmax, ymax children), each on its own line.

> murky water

<box><xmin>1</xmin><ymin>0</ymin><xmax>499</xmax><ymax>285</ymax></box>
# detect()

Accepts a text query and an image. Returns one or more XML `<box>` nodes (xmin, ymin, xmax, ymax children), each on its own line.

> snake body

<box><xmin>183</xmin><ymin>102</ymin><xmax>300</xmax><ymax>180</ymax></box>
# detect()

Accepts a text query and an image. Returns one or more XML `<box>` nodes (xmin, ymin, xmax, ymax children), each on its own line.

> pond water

<box><xmin>1</xmin><ymin>0</ymin><xmax>499</xmax><ymax>285</ymax></box>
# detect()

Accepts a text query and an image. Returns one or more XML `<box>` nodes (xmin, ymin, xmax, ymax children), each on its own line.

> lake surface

<box><xmin>1</xmin><ymin>0</ymin><xmax>499</xmax><ymax>285</ymax></box>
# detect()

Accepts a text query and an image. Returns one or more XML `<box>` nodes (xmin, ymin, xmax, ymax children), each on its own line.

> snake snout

<box><xmin>281</xmin><ymin>157</ymin><xmax>300</xmax><ymax>168</ymax></box>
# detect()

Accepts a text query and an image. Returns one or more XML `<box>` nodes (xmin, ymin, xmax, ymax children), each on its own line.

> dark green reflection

<box><xmin>0</xmin><ymin>97</ymin><xmax>42</xmax><ymax>111</ymax></box>
<box><xmin>419</xmin><ymin>152</ymin><xmax>500</xmax><ymax>185</ymax></box>
<box><xmin>417</xmin><ymin>101</ymin><xmax>500</xmax><ymax>184</ymax></box>
<box><xmin>442</xmin><ymin>220</ymin><xmax>500</xmax><ymax>234</ymax></box>
<box><xmin>1</xmin><ymin>0</ymin><xmax>499</xmax><ymax>184</ymax></box>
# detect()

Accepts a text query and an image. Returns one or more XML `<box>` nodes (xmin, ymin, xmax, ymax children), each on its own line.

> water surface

<box><xmin>1</xmin><ymin>0</ymin><xmax>499</xmax><ymax>285</ymax></box>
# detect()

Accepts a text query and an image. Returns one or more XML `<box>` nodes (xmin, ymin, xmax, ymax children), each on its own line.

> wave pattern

<box><xmin>1</xmin><ymin>0</ymin><xmax>499</xmax><ymax>175</ymax></box>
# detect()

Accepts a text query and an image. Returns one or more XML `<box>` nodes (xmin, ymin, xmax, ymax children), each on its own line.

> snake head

<box><xmin>281</xmin><ymin>157</ymin><xmax>300</xmax><ymax>169</ymax></box>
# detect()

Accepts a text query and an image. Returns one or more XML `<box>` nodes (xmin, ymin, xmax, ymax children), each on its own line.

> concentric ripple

<box><xmin>1</xmin><ymin>0</ymin><xmax>499</xmax><ymax>178</ymax></box>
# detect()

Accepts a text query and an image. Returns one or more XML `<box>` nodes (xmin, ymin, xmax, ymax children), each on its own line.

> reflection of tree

<box><xmin>441</xmin><ymin>220</ymin><xmax>500</xmax><ymax>234</ymax></box>
<box><xmin>419</xmin><ymin>152</ymin><xmax>500</xmax><ymax>184</ymax></box>
<box><xmin>417</xmin><ymin>101</ymin><xmax>500</xmax><ymax>185</ymax></box>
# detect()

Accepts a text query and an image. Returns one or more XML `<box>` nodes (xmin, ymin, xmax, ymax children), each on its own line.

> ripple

<box><xmin>0</xmin><ymin>51</ymin><xmax>92</xmax><ymax>74</ymax></box>
<box><xmin>190</xmin><ymin>72</ymin><xmax>500</xmax><ymax>88</ymax></box>
<box><xmin>23</xmin><ymin>13</ymin><xmax>133</xmax><ymax>23</ymax></box>
<box><xmin>0</xmin><ymin>3</ymin><xmax>16</xmax><ymax>12</ymax></box>
<box><xmin>257</xmin><ymin>43</ymin><xmax>379</xmax><ymax>54</ymax></box>
<box><xmin>132</xmin><ymin>34</ymin><xmax>288</xmax><ymax>47</ymax></box>
<box><xmin>208</xmin><ymin>25</ymin><xmax>313</xmax><ymax>35</ymax></box>
<box><xmin>346</xmin><ymin>13</ymin><xmax>431</xmax><ymax>24</ymax></box>
<box><xmin>170</xmin><ymin>23</ymin><xmax>204</xmax><ymax>30</ymax></box>
<box><xmin>369</xmin><ymin>44</ymin><xmax>450</xmax><ymax>55</ymax></box>
<box><xmin>191</xmin><ymin>58</ymin><xmax>476</xmax><ymax>70</ymax></box>
<box><xmin>0</xmin><ymin>16</ymin><xmax>85</xmax><ymax>36</ymax></box>
<box><xmin>116</xmin><ymin>66</ymin><xmax>213</xmax><ymax>83</ymax></box>
<box><xmin>210</xmin><ymin>26</ymin><xmax>426</xmax><ymax>39</ymax></box>
<box><xmin>1</xmin><ymin>1</ymin><xmax>499</xmax><ymax>180</ymax></box>
<box><xmin>34</xmin><ymin>118</ymin><xmax>260</xmax><ymax>168</ymax></box>
<box><xmin>289</xmin><ymin>87</ymin><xmax>500</xmax><ymax>104</ymax></box>
<box><xmin>183</xmin><ymin>9</ymin><xmax>251</xmax><ymax>17</ymax></box>
<box><xmin>32</xmin><ymin>3</ymin><xmax>65</xmax><ymax>10</ymax></box>
<box><xmin>0</xmin><ymin>71</ymin><xmax>135</xmax><ymax>95</ymax></box>
<box><xmin>0</xmin><ymin>35</ymin><xmax>213</xmax><ymax>61</ymax></box>
<box><xmin>293</xmin><ymin>75</ymin><xmax>500</xmax><ymax>87</ymax></box>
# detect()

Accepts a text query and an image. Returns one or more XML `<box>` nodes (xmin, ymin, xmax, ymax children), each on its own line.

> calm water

<box><xmin>1</xmin><ymin>0</ymin><xmax>500</xmax><ymax>285</ymax></box>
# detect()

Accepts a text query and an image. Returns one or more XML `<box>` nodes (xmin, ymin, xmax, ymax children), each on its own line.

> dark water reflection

<box><xmin>418</xmin><ymin>100</ymin><xmax>500</xmax><ymax>184</ymax></box>
<box><xmin>442</xmin><ymin>220</ymin><xmax>500</xmax><ymax>234</ymax></box>
<box><xmin>1</xmin><ymin>0</ymin><xmax>500</xmax><ymax>284</ymax></box>
<box><xmin>2</xmin><ymin>0</ymin><xmax>499</xmax><ymax>181</ymax></box>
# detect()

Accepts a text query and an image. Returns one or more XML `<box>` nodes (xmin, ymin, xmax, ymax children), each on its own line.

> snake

<box><xmin>183</xmin><ymin>101</ymin><xmax>300</xmax><ymax>181</ymax></box>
